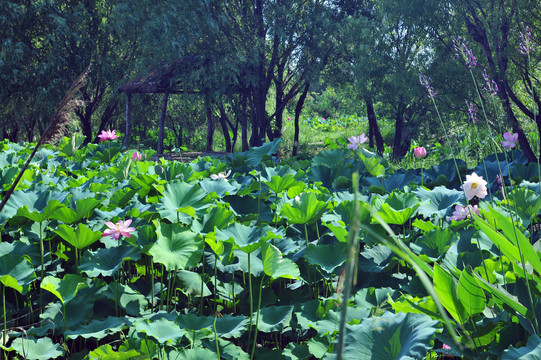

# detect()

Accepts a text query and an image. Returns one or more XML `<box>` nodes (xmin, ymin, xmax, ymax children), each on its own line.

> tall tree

<box><xmin>450</xmin><ymin>0</ymin><xmax>540</xmax><ymax>162</ymax></box>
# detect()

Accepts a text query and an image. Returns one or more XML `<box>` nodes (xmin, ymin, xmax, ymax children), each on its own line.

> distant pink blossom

<box><xmin>131</xmin><ymin>151</ymin><xmax>143</xmax><ymax>161</ymax></box>
<box><xmin>210</xmin><ymin>170</ymin><xmax>232</xmax><ymax>181</ymax></box>
<box><xmin>102</xmin><ymin>219</ymin><xmax>136</xmax><ymax>240</ymax></box>
<box><xmin>413</xmin><ymin>146</ymin><xmax>427</xmax><ymax>159</ymax></box>
<box><xmin>442</xmin><ymin>343</ymin><xmax>453</xmax><ymax>356</ymax></box>
<box><xmin>450</xmin><ymin>204</ymin><xmax>479</xmax><ymax>221</ymax></box>
<box><xmin>419</xmin><ymin>73</ymin><xmax>437</xmax><ymax>99</ymax></box>
<box><xmin>501</xmin><ymin>132</ymin><xmax>518</xmax><ymax>149</ymax></box>
<box><xmin>347</xmin><ymin>133</ymin><xmax>368</xmax><ymax>150</ymax></box>
<box><xmin>520</xmin><ymin>26</ymin><xmax>536</xmax><ymax>55</ymax></box>
<box><xmin>98</xmin><ymin>129</ymin><xmax>118</xmax><ymax>141</ymax></box>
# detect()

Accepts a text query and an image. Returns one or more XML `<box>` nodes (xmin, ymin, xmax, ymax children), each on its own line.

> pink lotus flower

<box><xmin>102</xmin><ymin>219</ymin><xmax>136</xmax><ymax>240</ymax></box>
<box><xmin>98</xmin><ymin>129</ymin><xmax>118</xmax><ymax>141</ymax></box>
<box><xmin>442</xmin><ymin>343</ymin><xmax>453</xmax><ymax>356</ymax></box>
<box><xmin>501</xmin><ymin>132</ymin><xmax>518</xmax><ymax>149</ymax></box>
<box><xmin>463</xmin><ymin>173</ymin><xmax>488</xmax><ymax>200</ymax></box>
<box><xmin>210</xmin><ymin>170</ymin><xmax>232</xmax><ymax>181</ymax></box>
<box><xmin>449</xmin><ymin>204</ymin><xmax>479</xmax><ymax>221</ymax></box>
<box><xmin>347</xmin><ymin>133</ymin><xmax>368</xmax><ymax>150</ymax></box>
<box><xmin>413</xmin><ymin>146</ymin><xmax>427</xmax><ymax>159</ymax></box>
<box><xmin>131</xmin><ymin>151</ymin><xmax>143</xmax><ymax>161</ymax></box>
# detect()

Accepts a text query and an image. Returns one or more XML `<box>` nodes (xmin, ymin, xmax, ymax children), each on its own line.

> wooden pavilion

<box><xmin>117</xmin><ymin>56</ymin><xmax>204</xmax><ymax>153</ymax></box>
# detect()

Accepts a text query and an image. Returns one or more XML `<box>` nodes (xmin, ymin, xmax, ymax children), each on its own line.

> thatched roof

<box><xmin>117</xmin><ymin>55</ymin><xmax>203</xmax><ymax>94</ymax></box>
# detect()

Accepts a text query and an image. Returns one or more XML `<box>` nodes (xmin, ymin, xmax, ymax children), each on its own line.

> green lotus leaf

<box><xmin>199</xmin><ymin>177</ymin><xmax>239</xmax><ymax>197</ymax></box>
<box><xmin>215</xmin><ymin>315</ymin><xmax>250</xmax><ymax>338</ymax></box>
<box><xmin>265</xmin><ymin>174</ymin><xmax>298</xmax><ymax>194</ymax></box>
<box><xmin>457</xmin><ymin>268</ymin><xmax>487</xmax><ymax>316</ymax></box>
<box><xmin>1</xmin><ymin>336</ymin><xmax>64</xmax><ymax>360</ymax></box>
<box><xmin>282</xmin><ymin>342</ymin><xmax>311</xmax><ymax>360</ymax></box>
<box><xmin>337</xmin><ymin>312</ymin><xmax>440</xmax><ymax>360</ymax></box>
<box><xmin>0</xmin><ymin>188</ymin><xmax>65</xmax><ymax>224</ymax></box>
<box><xmin>41</xmin><ymin>274</ymin><xmax>89</xmax><ymax>304</ymax></box>
<box><xmin>101</xmin><ymin>283</ymin><xmax>148</xmax><ymax>316</ymax></box>
<box><xmin>80</xmin><ymin>245</ymin><xmax>140</xmax><ymax>277</ymax></box>
<box><xmin>245</xmin><ymin>138</ymin><xmax>282</xmax><ymax>167</ymax></box>
<box><xmin>254</xmin><ymin>305</ymin><xmax>294</xmax><ymax>333</ymax></box>
<box><xmin>373</xmin><ymin>192</ymin><xmax>420</xmax><ymax>225</ymax></box>
<box><xmin>308</xmin><ymin>165</ymin><xmax>351</xmax><ymax>189</ymax></box>
<box><xmin>261</xmin><ymin>242</ymin><xmax>282</xmax><ymax>278</ymax></box>
<box><xmin>414</xmin><ymin>186</ymin><xmax>464</xmax><ymax>218</ymax></box>
<box><xmin>222</xmin><ymin>195</ymin><xmax>274</xmax><ymax>223</ymax></box>
<box><xmin>86</xmin><ymin>344</ymin><xmax>140</xmax><ymax>360</ymax></box>
<box><xmin>201</xmin><ymin>338</ymin><xmax>249</xmax><ymax>359</ymax></box>
<box><xmin>358</xmin><ymin>149</ymin><xmax>386</xmax><ymax>177</ymax></box>
<box><xmin>64</xmin><ymin>316</ymin><xmax>126</xmax><ymax>340</ymax></box>
<box><xmin>134</xmin><ymin>317</ymin><xmax>186</xmax><ymax>345</ymax></box>
<box><xmin>304</xmin><ymin>243</ymin><xmax>346</xmax><ymax>274</ymax></box>
<box><xmin>410</xmin><ymin>228</ymin><xmax>455</xmax><ymax>260</ymax></box>
<box><xmin>54</xmin><ymin>223</ymin><xmax>101</xmax><ymax>250</ymax></box>
<box><xmin>157</xmin><ymin>180</ymin><xmax>212</xmax><ymax>223</ymax></box>
<box><xmin>50</xmin><ymin>197</ymin><xmax>101</xmax><ymax>223</ymax></box>
<box><xmin>176</xmin><ymin>270</ymin><xmax>212</xmax><ymax>297</ymax></box>
<box><xmin>150</xmin><ymin>222</ymin><xmax>204</xmax><ymax>271</ymax></box>
<box><xmin>271</xmin><ymin>258</ymin><xmax>300</xmax><ymax>280</ymax></box>
<box><xmin>0</xmin><ymin>254</ymin><xmax>36</xmax><ymax>294</ymax></box>
<box><xmin>107</xmin><ymin>187</ymin><xmax>138</xmax><ymax>210</ymax></box>
<box><xmin>215</xmin><ymin>223</ymin><xmax>281</xmax><ymax>253</ymax></box>
<box><xmin>280</xmin><ymin>192</ymin><xmax>328</xmax><ymax>225</ymax></box>
<box><xmin>154</xmin><ymin>160</ymin><xmax>198</xmax><ymax>182</ymax></box>
<box><xmin>433</xmin><ymin>264</ymin><xmax>468</xmax><ymax>324</ymax></box>
<box><xmin>503</xmin><ymin>187</ymin><xmax>541</xmax><ymax>226</ymax></box>
<box><xmin>197</xmin><ymin>206</ymin><xmax>235</xmax><ymax>234</ymax></box>
<box><xmin>166</xmin><ymin>348</ymin><xmax>217</xmax><ymax>360</ymax></box>
<box><xmin>312</xmin><ymin>149</ymin><xmax>349</xmax><ymax>168</ymax></box>
<box><xmin>503</xmin><ymin>335</ymin><xmax>541</xmax><ymax>360</ymax></box>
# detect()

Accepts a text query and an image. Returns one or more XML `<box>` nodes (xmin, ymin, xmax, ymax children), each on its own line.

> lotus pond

<box><xmin>1</xmin><ymin>136</ymin><xmax>541</xmax><ymax>359</ymax></box>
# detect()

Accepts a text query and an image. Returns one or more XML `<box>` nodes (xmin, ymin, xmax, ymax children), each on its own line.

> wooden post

<box><xmin>205</xmin><ymin>96</ymin><xmax>214</xmax><ymax>152</ymax></box>
<box><xmin>124</xmin><ymin>93</ymin><xmax>131</xmax><ymax>148</ymax></box>
<box><xmin>158</xmin><ymin>92</ymin><xmax>169</xmax><ymax>154</ymax></box>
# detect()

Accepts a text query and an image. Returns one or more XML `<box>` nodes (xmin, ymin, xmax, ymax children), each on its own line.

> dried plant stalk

<box><xmin>0</xmin><ymin>65</ymin><xmax>90</xmax><ymax>214</ymax></box>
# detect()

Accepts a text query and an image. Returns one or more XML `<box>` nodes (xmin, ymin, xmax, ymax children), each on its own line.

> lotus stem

<box><xmin>250</xmin><ymin>275</ymin><xmax>265</xmax><ymax>360</ymax></box>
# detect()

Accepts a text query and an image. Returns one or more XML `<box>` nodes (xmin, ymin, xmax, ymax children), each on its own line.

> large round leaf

<box><xmin>339</xmin><ymin>312</ymin><xmax>440</xmax><ymax>360</ymax></box>
<box><xmin>0</xmin><ymin>254</ymin><xmax>36</xmax><ymax>294</ymax></box>
<box><xmin>414</xmin><ymin>186</ymin><xmax>465</xmax><ymax>219</ymax></box>
<box><xmin>134</xmin><ymin>317</ymin><xmax>186</xmax><ymax>345</ymax></box>
<box><xmin>64</xmin><ymin>316</ymin><xmax>126</xmax><ymax>340</ymax></box>
<box><xmin>157</xmin><ymin>180</ymin><xmax>212</xmax><ymax>223</ymax></box>
<box><xmin>54</xmin><ymin>223</ymin><xmax>101</xmax><ymax>250</ymax></box>
<box><xmin>1</xmin><ymin>336</ymin><xmax>64</xmax><ymax>360</ymax></box>
<box><xmin>40</xmin><ymin>274</ymin><xmax>89</xmax><ymax>304</ymax></box>
<box><xmin>215</xmin><ymin>223</ymin><xmax>282</xmax><ymax>253</ymax></box>
<box><xmin>149</xmin><ymin>222</ymin><xmax>204</xmax><ymax>271</ymax></box>
<box><xmin>280</xmin><ymin>192</ymin><xmax>328</xmax><ymax>225</ymax></box>
<box><xmin>254</xmin><ymin>305</ymin><xmax>294</xmax><ymax>333</ymax></box>
<box><xmin>503</xmin><ymin>335</ymin><xmax>541</xmax><ymax>360</ymax></box>
<box><xmin>79</xmin><ymin>245</ymin><xmax>140</xmax><ymax>277</ymax></box>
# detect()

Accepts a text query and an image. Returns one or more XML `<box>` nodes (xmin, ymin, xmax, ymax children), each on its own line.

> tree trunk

<box><xmin>206</xmin><ymin>97</ymin><xmax>214</xmax><ymax>152</ymax></box>
<box><xmin>218</xmin><ymin>104</ymin><xmax>232</xmax><ymax>152</ymax></box>
<box><xmin>293</xmin><ymin>83</ymin><xmax>310</xmax><ymax>156</ymax></box>
<box><xmin>392</xmin><ymin>106</ymin><xmax>408</xmax><ymax>160</ymax></box>
<box><xmin>124</xmin><ymin>93</ymin><xmax>131</xmax><ymax>148</ymax></box>
<box><xmin>365</xmin><ymin>95</ymin><xmax>384</xmax><ymax>155</ymax></box>
<box><xmin>241</xmin><ymin>92</ymin><xmax>249</xmax><ymax>151</ymax></box>
<box><xmin>158</xmin><ymin>93</ymin><xmax>169</xmax><ymax>154</ymax></box>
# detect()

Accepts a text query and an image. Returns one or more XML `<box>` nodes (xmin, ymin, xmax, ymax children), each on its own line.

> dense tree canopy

<box><xmin>0</xmin><ymin>0</ymin><xmax>539</xmax><ymax>160</ymax></box>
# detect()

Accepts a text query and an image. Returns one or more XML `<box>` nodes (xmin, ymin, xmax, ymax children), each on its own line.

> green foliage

<box><xmin>0</xmin><ymin>134</ymin><xmax>541</xmax><ymax>359</ymax></box>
